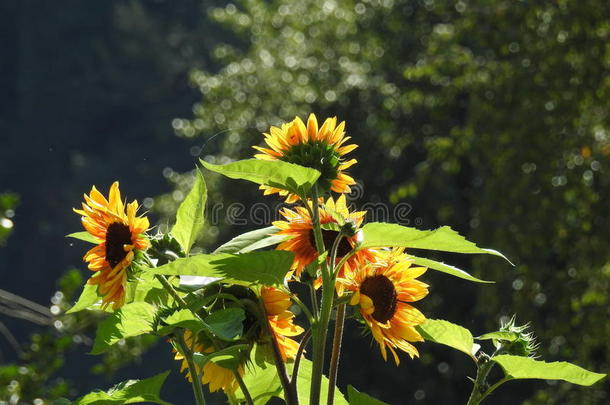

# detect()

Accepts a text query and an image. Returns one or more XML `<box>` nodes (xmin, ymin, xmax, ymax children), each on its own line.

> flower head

<box><xmin>73</xmin><ymin>182</ymin><xmax>149</xmax><ymax>309</ymax></box>
<box><xmin>261</xmin><ymin>286</ymin><xmax>304</xmax><ymax>361</ymax></box>
<box><xmin>273</xmin><ymin>195</ymin><xmax>374</xmax><ymax>290</ymax></box>
<box><xmin>346</xmin><ymin>249</ymin><xmax>429</xmax><ymax>365</ymax></box>
<box><xmin>254</xmin><ymin>114</ymin><xmax>357</xmax><ymax>202</ymax></box>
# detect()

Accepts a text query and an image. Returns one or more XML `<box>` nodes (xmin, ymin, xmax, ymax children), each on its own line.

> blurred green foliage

<box><xmin>0</xmin><ymin>193</ymin><xmax>18</xmax><ymax>246</ymax></box>
<box><xmin>163</xmin><ymin>0</ymin><xmax>609</xmax><ymax>403</ymax></box>
<box><xmin>0</xmin><ymin>269</ymin><xmax>158</xmax><ymax>404</ymax></box>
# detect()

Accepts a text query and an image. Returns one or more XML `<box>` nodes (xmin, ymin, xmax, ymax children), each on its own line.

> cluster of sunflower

<box><xmin>72</xmin><ymin>114</ymin><xmax>430</xmax><ymax>404</ymax></box>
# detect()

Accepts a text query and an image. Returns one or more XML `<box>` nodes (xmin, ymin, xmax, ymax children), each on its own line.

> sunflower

<box><xmin>261</xmin><ymin>286</ymin><xmax>304</xmax><ymax>361</ymax></box>
<box><xmin>73</xmin><ymin>182</ymin><xmax>149</xmax><ymax>309</ymax></box>
<box><xmin>253</xmin><ymin>113</ymin><xmax>358</xmax><ymax>202</ymax></box>
<box><xmin>345</xmin><ymin>248</ymin><xmax>429</xmax><ymax>365</ymax></box>
<box><xmin>273</xmin><ymin>195</ymin><xmax>374</xmax><ymax>288</ymax></box>
<box><xmin>174</xmin><ymin>330</ymin><xmax>244</xmax><ymax>394</ymax></box>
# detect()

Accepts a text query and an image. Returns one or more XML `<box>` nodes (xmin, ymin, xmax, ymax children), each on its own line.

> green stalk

<box><xmin>466</xmin><ymin>356</ymin><xmax>496</xmax><ymax>405</ymax></box>
<box><xmin>309</xmin><ymin>185</ymin><xmax>333</xmax><ymax>405</ymax></box>
<box><xmin>175</xmin><ymin>331</ymin><xmax>207</xmax><ymax>405</ymax></box>
<box><xmin>326</xmin><ymin>303</ymin><xmax>346</xmax><ymax>405</ymax></box>
<box><xmin>234</xmin><ymin>371</ymin><xmax>254</xmax><ymax>405</ymax></box>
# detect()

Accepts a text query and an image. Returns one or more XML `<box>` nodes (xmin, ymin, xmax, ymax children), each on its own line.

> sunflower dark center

<box><xmin>308</xmin><ymin>229</ymin><xmax>353</xmax><ymax>258</ymax></box>
<box><xmin>105</xmin><ymin>222</ymin><xmax>133</xmax><ymax>268</ymax></box>
<box><xmin>280</xmin><ymin>141</ymin><xmax>341</xmax><ymax>191</ymax></box>
<box><xmin>360</xmin><ymin>275</ymin><xmax>397</xmax><ymax>323</ymax></box>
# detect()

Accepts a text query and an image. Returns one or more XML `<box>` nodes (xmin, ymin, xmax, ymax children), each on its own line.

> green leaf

<box><xmin>360</xmin><ymin>223</ymin><xmax>511</xmax><ymax>263</ymax></box>
<box><xmin>72</xmin><ymin>371</ymin><xmax>172</xmax><ymax>405</ymax></box>
<box><xmin>91</xmin><ymin>302</ymin><xmax>156</xmax><ymax>354</ymax></box>
<box><xmin>492</xmin><ymin>355</ymin><xmax>606</xmax><ymax>386</ymax></box>
<box><xmin>347</xmin><ymin>385</ymin><xmax>389</xmax><ymax>405</ymax></box>
<box><xmin>66</xmin><ymin>232</ymin><xmax>99</xmax><ymax>244</ymax></box>
<box><xmin>204</xmin><ymin>307</ymin><xmax>245</xmax><ymax>341</ymax></box>
<box><xmin>149</xmin><ymin>250</ymin><xmax>294</xmax><ymax>286</ymax></box>
<box><xmin>213</xmin><ymin>226</ymin><xmax>286</xmax><ymax>254</ymax></box>
<box><xmin>416</xmin><ymin>319</ymin><xmax>475</xmax><ymax>360</ymax></box>
<box><xmin>293</xmin><ymin>358</ymin><xmax>349</xmax><ymax>405</ymax></box>
<box><xmin>410</xmin><ymin>256</ymin><xmax>493</xmax><ymax>283</ymax></box>
<box><xmin>158</xmin><ymin>309</ymin><xmax>202</xmax><ymax>336</ymax></box>
<box><xmin>171</xmin><ymin>169</ymin><xmax>207</xmax><ymax>255</ymax></box>
<box><xmin>192</xmin><ymin>344</ymin><xmax>249</xmax><ymax>370</ymax></box>
<box><xmin>66</xmin><ymin>283</ymin><xmax>108</xmax><ymax>314</ymax></box>
<box><xmin>476</xmin><ymin>331</ymin><xmax>520</xmax><ymax>342</ymax></box>
<box><xmin>235</xmin><ymin>345</ymin><xmax>282</xmax><ymax>405</ymax></box>
<box><xmin>201</xmin><ymin>158</ymin><xmax>320</xmax><ymax>195</ymax></box>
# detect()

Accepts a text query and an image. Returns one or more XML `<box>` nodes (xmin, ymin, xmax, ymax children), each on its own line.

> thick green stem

<box><xmin>326</xmin><ymin>303</ymin><xmax>346</xmax><ymax>405</ymax></box>
<box><xmin>309</xmin><ymin>185</ymin><xmax>333</xmax><ymax>405</ymax></box>
<box><xmin>466</xmin><ymin>356</ymin><xmax>496</xmax><ymax>405</ymax></box>
<box><xmin>155</xmin><ymin>274</ymin><xmax>189</xmax><ymax>308</ymax></box>
<box><xmin>175</xmin><ymin>331</ymin><xmax>207</xmax><ymax>405</ymax></box>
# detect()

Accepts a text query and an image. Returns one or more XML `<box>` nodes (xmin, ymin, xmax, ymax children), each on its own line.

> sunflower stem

<box><xmin>291</xmin><ymin>328</ymin><xmax>312</xmax><ymax>393</ymax></box>
<box><xmin>309</xmin><ymin>185</ymin><xmax>333</xmax><ymax>405</ymax></box>
<box><xmin>327</xmin><ymin>303</ymin><xmax>346</xmax><ymax>405</ymax></box>
<box><xmin>175</xmin><ymin>330</ymin><xmax>207</xmax><ymax>405</ymax></box>
<box><xmin>234</xmin><ymin>370</ymin><xmax>254</xmax><ymax>405</ymax></box>
<box><xmin>466</xmin><ymin>355</ymin><xmax>497</xmax><ymax>405</ymax></box>
<box><xmin>155</xmin><ymin>274</ymin><xmax>189</xmax><ymax>309</ymax></box>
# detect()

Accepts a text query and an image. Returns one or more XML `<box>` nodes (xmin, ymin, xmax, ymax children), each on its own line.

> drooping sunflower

<box><xmin>253</xmin><ymin>113</ymin><xmax>358</xmax><ymax>202</ymax></box>
<box><xmin>74</xmin><ymin>182</ymin><xmax>149</xmax><ymax>309</ymax></box>
<box><xmin>273</xmin><ymin>195</ymin><xmax>374</xmax><ymax>287</ymax></box>
<box><xmin>174</xmin><ymin>330</ymin><xmax>244</xmax><ymax>394</ymax></box>
<box><xmin>346</xmin><ymin>248</ymin><xmax>429</xmax><ymax>365</ymax></box>
<box><xmin>261</xmin><ymin>286</ymin><xmax>304</xmax><ymax>361</ymax></box>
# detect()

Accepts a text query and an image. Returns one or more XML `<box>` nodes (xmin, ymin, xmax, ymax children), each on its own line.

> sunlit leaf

<box><xmin>235</xmin><ymin>344</ymin><xmax>282</xmax><ymax>405</ymax></box>
<box><xmin>72</xmin><ymin>371</ymin><xmax>172</xmax><ymax>405</ymax></box>
<box><xmin>213</xmin><ymin>226</ymin><xmax>286</xmax><ymax>254</ymax></box>
<box><xmin>171</xmin><ymin>169</ymin><xmax>207</xmax><ymax>255</ymax></box>
<box><xmin>149</xmin><ymin>250</ymin><xmax>294</xmax><ymax>286</ymax></box>
<box><xmin>66</xmin><ymin>283</ymin><xmax>109</xmax><ymax>314</ymax></box>
<box><xmin>416</xmin><ymin>319</ymin><xmax>475</xmax><ymax>360</ymax></box>
<box><xmin>201</xmin><ymin>158</ymin><xmax>320</xmax><ymax>195</ymax></box>
<box><xmin>157</xmin><ymin>309</ymin><xmax>202</xmax><ymax>336</ymax></box>
<box><xmin>410</xmin><ymin>256</ymin><xmax>493</xmax><ymax>283</ymax></box>
<box><xmin>292</xmin><ymin>358</ymin><xmax>349</xmax><ymax>405</ymax></box>
<box><xmin>91</xmin><ymin>302</ymin><xmax>156</xmax><ymax>354</ymax></box>
<box><xmin>347</xmin><ymin>385</ymin><xmax>389</xmax><ymax>405</ymax></box>
<box><xmin>492</xmin><ymin>355</ymin><xmax>606</xmax><ymax>386</ymax></box>
<box><xmin>476</xmin><ymin>331</ymin><xmax>520</xmax><ymax>342</ymax></box>
<box><xmin>66</xmin><ymin>232</ymin><xmax>99</xmax><ymax>244</ymax></box>
<box><xmin>360</xmin><ymin>223</ymin><xmax>511</xmax><ymax>263</ymax></box>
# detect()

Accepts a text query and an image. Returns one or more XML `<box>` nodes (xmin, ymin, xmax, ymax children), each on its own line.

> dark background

<box><xmin>0</xmin><ymin>0</ymin><xmax>608</xmax><ymax>404</ymax></box>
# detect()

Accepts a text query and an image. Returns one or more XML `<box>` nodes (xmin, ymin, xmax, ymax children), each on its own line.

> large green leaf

<box><xmin>91</xmin><ymin>302</ymin><xmax>156</xmax><ymax>354</ymax></box>
<box><xmin>204</xmin><ymin>307</ymin><xmax>245</xmax><ymax>341</ymax></box>
<box><xmin>293</xmin><ymin>358</ymin><xmax>349</xmax><ymax>405</ymax></box>
<box><xmin>157</xmin><ymin>309</ymin><xmax>202</xmax><ymax>336</ymax></box>
<box><xmin>201</xmin><ymin>158</ymin><xmax>320</xmax><ymax>195</ymax></box>
<box><xmin>66</xmin><ymin>283</ymin><xmax>108</xmax><ymax>314</ymax></box>
<box><xmin>416</xmin><ymin>319</ymin><xmax>476</xmax><ymax>360</ymax></box>
<box><xmin>235</xmin><ymin>344</ymin><xmax>283</xmax><ymax>405</ymax></box>
<box><xmin>66</xmin><ymin>232</ymin><xmax>99</xmax><ymax>244</ymax></box>
<box><xmin>149</xmin><ymin>250</ymin><xmax>294</xmax><ymax>286</ymax></box>
<box><xmin>347</xmin><ymin>385</ymin><xmax>389</xmax><ymax>405</ymax></box>
<box><xmin>171</xmin><ymin>169</ymin><xmax>207</xmax><ymax>255</ymax></box>
<box><xmin>360</xmin><ymin>223</ymin><xmax>510</xmax><ymax>262</ymax></box>
<box><xmin>410</xmin><ymin>256</ymin><xmax>492</xmax><ymax>283</ymax></box>
<box><xmin>213</xmin><ymin>226</ymin><xmax>286</xmax><ymax>254</ymax></box>
<box><xmin>492</xmin><ymin>355</ymin><xmax>606</xmax><ymax>386</ymax></box>
<box><xmin>72</xmin><ymin>371</ymin><xmax>172</xmax><ymax>405</ymax></box>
